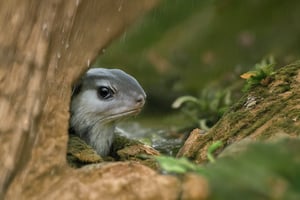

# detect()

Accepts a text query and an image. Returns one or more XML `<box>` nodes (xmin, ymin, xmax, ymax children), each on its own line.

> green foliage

<box><xmin>207</xmin><ymin>140</ymin><xmax>223</xmax><ymax>163</ymax></box>
<box><xmin>172</xmin><ymin>89</ymin><xmax>232</xmax><ymax>130</ymax></box>
<box><xmin>241</xmin><ymin>57</ymin><xmax>276</xmax><ymax>92</ymax></box>
<box><xmin>155</xmin><ymin>141</ymin><xmax>222</xmax><ymax>174</ymax></box>
<box><xmin>155</xmin><ymin>156</ymin><xmax>205</xmax><ymax>174</ymax></box>
<box><xmin>156</xmin><ymin>138</ymin><xmax>300</xmax><ymax>199</ymax></box>
<box><xmin>98</xmin><ymin>0</ymin><xmax>300</xmax><ymax>107</ymax></box>
<box><xmin>207</xmin><ymin>139</ymin><xmax>300</xmax><ymax>200</ymax></box>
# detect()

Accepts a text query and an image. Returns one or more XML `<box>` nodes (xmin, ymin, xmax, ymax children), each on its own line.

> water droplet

<box><xmin>118</xmin><ymin>5</ymin><xmax>122</xmax><ymax>12</ymax></box>
<box><xmin>42</xmin><ymin>23</ymin><xmax>48</xmax><ymax>31</ymax></box>
<box><xmin>42</xmin><ymin>23</ymin><xmax>49</xmax><ymax>37</ymax></box>
<box><xmin>118</xmin><ymin>0</ymin><xmax>123</xmax><ymax>12</ymax></box>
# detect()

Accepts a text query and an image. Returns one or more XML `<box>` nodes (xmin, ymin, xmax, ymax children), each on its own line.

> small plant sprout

<box><xmin>155</xmin><ymin>155</ymin><xmax>205</xmax><ymax>175</ymax></box>
<box><xmin>155</xmin><ymin>141</ymin><xmax>223</xmax><ymax>175</ymax></box>
<box><xmin>207</xmin><ymin>140</ymin><xmax>223</xmax><ymax>163</ymax></box>
<box><xmin>172</xmin><ymin>89</ymin><xmax>232</xmax><ymax>130</ymax></box>
<box><xmin>241</xmin><ymin>56</ymin><xmax>276</xmax><ymax>92</ymax></box>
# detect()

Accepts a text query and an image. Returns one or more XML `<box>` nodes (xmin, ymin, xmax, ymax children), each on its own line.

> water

<box><xmin>116</xmin><ymin>122</ymin><xmax>183</xmax><ymax>156</ymax></box>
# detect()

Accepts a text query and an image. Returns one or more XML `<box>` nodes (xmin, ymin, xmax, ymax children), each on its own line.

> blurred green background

<box><xmin>96</xmin><ymin>0</ymin><xmax>300</xmax><ymax>126</ymax></box>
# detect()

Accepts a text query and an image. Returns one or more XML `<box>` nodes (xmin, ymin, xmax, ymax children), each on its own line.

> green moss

<box><xmin>226</xmin><ymin>96</ymin><xmax>287</xmax><ymax>141</ymax></box>
<box><xmin>67</xmin><ymin>134</ymin><xmax>103</xmax><ymax>168</ymax></box>
<box><xmin>277</xmin><ymin>110</ymin><xmax>300</xmax><ymax>135</ymax></box>
<box><xmin>111</xmin><ymin>134</ymin><xmax>142</xmax><ymax>154</ymax></box>
<box><xmin>278</xmin><ymin>122</ymin><xmax>300</xmax><ymax>135</ymax></box>
<box><xmin>230</xmin><ymin>94</ymin><xmax>248</xmax><ymax>112</ymax></box>
<box><xmin>227</xmin><ymin>110</ymin><xmax>248</xmax><ymax>124</ymax></box>
<box><xmin>277</xmin><ymin>63</ymin><xmax>299</xmax><ymax>77</ymax></box>
<box><xmin>275</xmin><ymin>84</ymin><xmax>291</xmax><ymax>93</ymax></box>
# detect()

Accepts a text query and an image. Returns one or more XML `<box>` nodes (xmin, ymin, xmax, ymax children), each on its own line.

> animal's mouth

<box><xmin>102</xmin><ymin>108</ymin><xmax>142</xmax><ymax>123</ymax></box>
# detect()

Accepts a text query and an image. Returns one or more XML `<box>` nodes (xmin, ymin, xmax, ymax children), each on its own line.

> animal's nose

<box><xmin>136</xmin><ymin>94</ymin><xmax>146</xmax><ymax>105</ymax></box>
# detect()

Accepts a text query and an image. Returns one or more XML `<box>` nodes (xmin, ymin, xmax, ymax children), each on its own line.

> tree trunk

<box><xmin>0</xmin><ymin>1</ymin><xmax>165</xmax><ymax>199</ymax></box>
<box><xmin>177</xmin><ymin>62</ymin><xmax>300</xmax><ymax>163</ymax></box>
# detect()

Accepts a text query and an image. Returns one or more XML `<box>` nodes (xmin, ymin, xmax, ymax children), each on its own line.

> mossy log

<box><xmin>177</xmin><ymin>62</ymin><xmax>300</xmax><ymax>163</ymax></box>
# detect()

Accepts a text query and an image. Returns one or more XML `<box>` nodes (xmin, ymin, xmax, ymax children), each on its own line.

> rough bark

<box><xmin>177</xmin><ymin>62</ymin><xmax>300</xmax><ymax>163</ymax></box>
<box><xmin>0</xmin><ymin>1</ymin><xmax>166</xmax><ymax>199</ymax></box>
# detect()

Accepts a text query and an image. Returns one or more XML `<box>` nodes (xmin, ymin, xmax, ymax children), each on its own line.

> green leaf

<box><xmin>171</xmin><ymin>96</ymin><xmax>199</xmax><ymax>109</ymax></box>
<box><xmin>155</xmin><ymin>156</ymin><xmax>205</xmax><ymax>174</ymax></box>
<box><xmin>207</xmin><ymin>141</ymin><xmax>223</xmax><ymax>163</ymax></box>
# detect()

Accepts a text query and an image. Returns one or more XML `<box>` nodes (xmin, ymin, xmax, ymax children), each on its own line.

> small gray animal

<box><xmin>69</xmin><ymin>68</ymin><xmax>146</xmax><ymax>157</ymax></box>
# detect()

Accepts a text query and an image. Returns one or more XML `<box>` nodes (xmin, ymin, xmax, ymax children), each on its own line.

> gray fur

<box><xmin>70</xmin><ymin>68</ymin><xmax>146</xmax><ymax>156</ymax></box>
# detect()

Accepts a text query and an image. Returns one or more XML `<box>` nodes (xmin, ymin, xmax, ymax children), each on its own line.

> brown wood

<box><xmin>0</xmin><ymin>1</ymin><xmax>160</xmax><ymax>199</ymax></box>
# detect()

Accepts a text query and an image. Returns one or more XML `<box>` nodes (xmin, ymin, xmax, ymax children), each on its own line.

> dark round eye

<box><xmin>97</xmin><ymin>86</ymin><xmax>113</xmax><ymax>99</ymax></box>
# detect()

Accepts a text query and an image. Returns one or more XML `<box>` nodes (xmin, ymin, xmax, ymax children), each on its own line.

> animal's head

<box><xmin>71</xmin><ymin>68</ymin><xmax>146</xmax><ymax>125</ymax></box>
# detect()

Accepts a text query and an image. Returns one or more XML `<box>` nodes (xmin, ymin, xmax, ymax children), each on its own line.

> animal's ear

<box><xmin>71</xmin><ymin>80</ymin><xmax>82</xmax><ymax>97</ymax></box>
